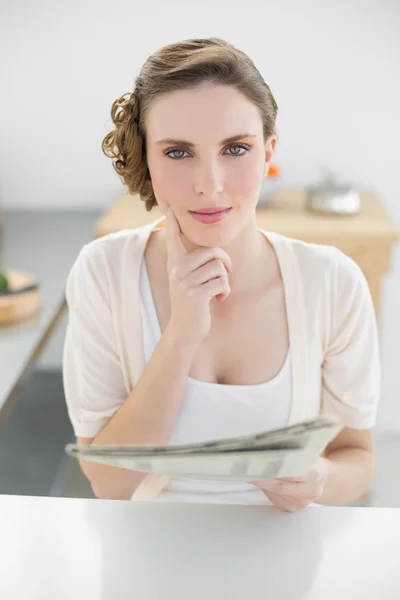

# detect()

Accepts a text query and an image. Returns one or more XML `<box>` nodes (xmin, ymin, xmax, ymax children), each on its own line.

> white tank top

<box><xmin>139</xmin><ymin>259</ymin><xmax>293</xmax><ymax>504</ymax></box>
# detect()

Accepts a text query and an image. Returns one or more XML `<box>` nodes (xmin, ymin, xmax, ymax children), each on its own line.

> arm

<box><xmin>64</xmin><ymin>211</ymin><xmax>231</xmax><ymax>501</ymax></box>
<box><xmin>78</xmin><ymin>327</ymin><xmax>198</xmax><ymax>501</ymax></box>
<box><xmin>254</xmin><ymin>250</ymin><xmax>380</xmax><ymax>511</ymax></box>
<box><xmin>319</xmin><ymin>426</ymin><xmax>375</xmax><ymax>505</ymax></box>
<box><xmin>318</xmin><ymin>249</ymin><xmax>380</xmax><ymax>504</ymax></box>
<box><xmin>254</xmin><ymin>428</ymin><xmax>375</xmax><ymax>511</ymax></box>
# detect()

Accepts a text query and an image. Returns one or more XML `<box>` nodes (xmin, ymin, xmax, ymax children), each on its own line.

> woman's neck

<box><xmin>224</xmin><ymin>225</ymin><xmax>271</xmax><ymax>296</ymax></box>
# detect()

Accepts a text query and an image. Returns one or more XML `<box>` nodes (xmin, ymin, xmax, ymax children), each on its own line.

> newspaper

<box><xmin>65</xmin><ymin>414</ymin><xmax>342</xmax><ymax>482</ymax></box>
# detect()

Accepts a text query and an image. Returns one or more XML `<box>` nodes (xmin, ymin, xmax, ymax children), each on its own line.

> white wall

<box><xmin>1</xmin><ymin>0</ymin><xmax>399</xmax><ymax>432</ymax></box>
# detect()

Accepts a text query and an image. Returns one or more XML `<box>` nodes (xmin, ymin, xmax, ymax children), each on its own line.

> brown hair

<box><xmin>101</xmin><ymin>37</ymin><xmax>278</xmax><ymax>211</ymax></box>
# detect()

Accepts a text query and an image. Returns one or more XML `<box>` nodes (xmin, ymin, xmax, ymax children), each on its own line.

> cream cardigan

<box><xmin>63</xmin><ymin>217</ymin><xmax>381</xmax><ymax>499</ymax></box>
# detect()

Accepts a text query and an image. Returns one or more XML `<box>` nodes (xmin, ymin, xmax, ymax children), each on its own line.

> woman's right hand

<box><xmin>165</xmin><ymin>208</ymin><xmax>232</xmax><ymax>347</ymax></box>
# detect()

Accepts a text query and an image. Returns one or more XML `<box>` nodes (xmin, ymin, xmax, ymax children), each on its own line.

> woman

<box><xmin>63</xmin><ymin>37</ymin><xmax>380</xmax><ymax>511</ymax></box>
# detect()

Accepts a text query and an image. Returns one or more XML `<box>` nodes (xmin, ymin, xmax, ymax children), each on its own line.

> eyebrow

<box><xmin>156</xmin><ymin>133</ymin><xmax>257</xmax><ymax>147</ymax></box>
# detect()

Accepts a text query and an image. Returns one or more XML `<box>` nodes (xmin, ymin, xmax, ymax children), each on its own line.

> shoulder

<box><xmin>68</xmin><ymin>224</ymin><xmax>153</xmax><ymax>279</ymax></box>
<box><xmin>65</xmin><ymin>224</ymin><xmax>154</xmax><ymax>303</ymax></box>
<box><xmin>264</xmin><ymin>230</ymin><xmax>366</xmax><ymax>292</ymax></box>
<box><xmin>82</xmin><ymin>224</ymin><xmax>153</xmax><ymax>266</ymax></box>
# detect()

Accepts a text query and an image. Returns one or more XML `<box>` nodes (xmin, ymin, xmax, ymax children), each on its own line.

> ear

<box><xmin>263</xmin><ymin>135</ymin><xmax>278</xmax><ymax>178</ymax></box>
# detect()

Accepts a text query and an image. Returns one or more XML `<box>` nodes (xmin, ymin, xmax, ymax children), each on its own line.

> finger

<box><xmin>278</xmin><ymin>476</ymin><xmax>309</xmax><ymax>484</ymax></box>
<box><xmin>197</xmin><ymin>262</ymin><xmax>230</xmax><ymax>303</ymax></box>
<box><xmin>251</xmin><ymin>479</ymin><xmax>282</xmax><ymax>492</ymax></box>
<box><xmin>200</xmin><ymin>275</ymin><xmax>231</xmax><ymax>302</ymax></box>
<box><xmin>276</xmin><ymin>497</ymin><xmax>309</xmax><ymax>512</ymax></box>
<box><xmin>265</xmin><ymin>490</ymin><xmax>312</xmax><ymax>512</ymax></box>
<box><xmin>180</xmin><ymin>247</ymin><xmax>232</xmax><ymax>278</ymax></box>
<box><xmin>278</xmin><ymin>468</ymin><xmax>324</xmax><ymax>485</ymax></box>
<box><xmin>272</xmin><ymin>481</ymin><xmax>322</xmax><ymax>499</ymax></box>
<box><xmin>216</xmin><ymin>290</ymin><xmax>230</xmax><ymax>303</ymax></box>
<box><xmin>185</xmin><ymin>260</ymin><xmax>227</xmax><ymax>288</ymax></box>
<box><xmin>266</xmin><ymin>491</ymin><xmax>300</xmax><ymax>512</ymax></box>
<box><xmin>259</xmin><ymin>489</ymin><xmax>302</xmax><ymax>513</ymax></box>
<box><xmin>252</xmin><ymin>479</ymin><xmax>306</xmax><ymax>496</ymax></box>
<box><xmin>166</xmin><ymin>208</ymin><xmax>187</xmax><ymax>264</ymax></box>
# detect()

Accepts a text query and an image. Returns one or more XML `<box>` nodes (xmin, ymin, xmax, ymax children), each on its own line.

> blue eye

<box><xmin>165</xmin><ymin>143</ymin><xmax>250</xmax><ymax>160</ymax></box>
<box><xmin>165</xmin><ymin>149</ymin><xmax>189</xmax><ymax>160</ymax></box>
<box><xmin>225</xmin><ymin>144</ymin><xmax>249</xmax><ymax>156</ymax></box>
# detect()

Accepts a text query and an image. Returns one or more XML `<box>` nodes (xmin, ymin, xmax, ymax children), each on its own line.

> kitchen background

<box><xmin>0</xmin><ymin>0</ymin><xmax>399</xmax><ymax>502</ymax></box>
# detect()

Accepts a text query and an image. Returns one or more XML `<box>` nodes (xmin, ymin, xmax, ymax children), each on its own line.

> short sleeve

<box><xmin>63</xmin><ymin>245</ymin><xmax>128</xmax><ymax>438</ymax></box>
<box><xmin>321</xmin><ymin>251</ymin><xmax>381</xmax><ymax>429</ymax></box>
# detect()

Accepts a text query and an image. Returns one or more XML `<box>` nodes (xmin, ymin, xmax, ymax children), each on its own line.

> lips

<box><xmin>188</xmin><ymin>207</ymin><xmax>232</xmax><ymax>224</ymax></box>
<box><xmin>190</xmin><ymin>207</ymin><xmax>231</xmax><ymax>214</ymax></box>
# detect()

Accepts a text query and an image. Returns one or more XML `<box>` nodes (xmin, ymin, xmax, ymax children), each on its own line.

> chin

<box><xmin>182</xmin><ymin>221</ymin><xmax>237</xmax><ymax>248</ymax></box>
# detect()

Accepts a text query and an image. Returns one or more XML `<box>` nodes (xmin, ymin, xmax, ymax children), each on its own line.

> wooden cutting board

<box><xmin>0</xmin><ymin>270</ymin><xmax>42</xmax><ymax>325</ymax></box>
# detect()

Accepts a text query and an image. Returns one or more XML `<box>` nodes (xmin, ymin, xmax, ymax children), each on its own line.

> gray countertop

<box><xmin>0</xmin><ymin>495</ymin><xmax>399</xmax><ymax>599</ymax></box>
<box><xmin>0</xmin><ymin>210</ymin><xmax>99</xmax><ymax>425</ymax></box>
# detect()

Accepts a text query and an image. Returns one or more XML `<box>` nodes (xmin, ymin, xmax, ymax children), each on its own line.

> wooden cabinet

<box><xmin>95</xmin><ymin>189</ymin><xmax>399</xmax><ymax>319</ymax></box>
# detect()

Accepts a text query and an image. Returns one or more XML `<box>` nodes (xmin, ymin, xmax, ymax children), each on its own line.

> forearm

<box><xmin>82</xmin><ymin>326</ymin><xmax>197</xmax><ymax>499</ymax></box>
<box><xmin>317</xmin><ymin>447</ymin><xmax>375</xmax><ymax>506</ymax></box>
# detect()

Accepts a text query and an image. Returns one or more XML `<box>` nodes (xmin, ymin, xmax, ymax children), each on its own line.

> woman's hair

<box><xmin>101</xmin><ymin>37</ymin><xmax>278</xmax><ymax>211</ymax></box>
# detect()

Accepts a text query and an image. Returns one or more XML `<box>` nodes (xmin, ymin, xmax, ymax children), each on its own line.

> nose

<box><xmin>193</xmin><ymin>160</ymin><xmax>224</xmax><ymax>198</ymax></box>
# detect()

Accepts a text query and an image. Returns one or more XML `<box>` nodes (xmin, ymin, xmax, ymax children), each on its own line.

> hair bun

<box><xmin>112</xmin><ymin>92</ymin><xmax>140</xmax><ymax>125</ymax></box>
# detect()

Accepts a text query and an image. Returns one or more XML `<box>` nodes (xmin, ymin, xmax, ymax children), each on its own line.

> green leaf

<box><xmin>0</xmin><ymin>271</ymin><xmax>10</xmax><ymax>293</ymax></box>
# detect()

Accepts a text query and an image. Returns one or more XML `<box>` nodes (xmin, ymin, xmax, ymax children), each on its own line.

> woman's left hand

<box><xmin>252</xmin><ymin>457</ymin><xmax>331</xmax><ymax>512</ymax></box>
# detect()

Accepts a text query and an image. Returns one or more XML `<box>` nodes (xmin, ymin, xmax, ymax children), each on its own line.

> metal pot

<box><xmin>307</xmin><ymin>174</ymin><xmax>361</xmax><ymax>216</ymax></box>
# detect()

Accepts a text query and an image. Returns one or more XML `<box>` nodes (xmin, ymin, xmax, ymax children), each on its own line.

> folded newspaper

<box><xmin>65</xmin><ymin>414</ymin><xmax>342</xmax><ymax>482</ymax></box>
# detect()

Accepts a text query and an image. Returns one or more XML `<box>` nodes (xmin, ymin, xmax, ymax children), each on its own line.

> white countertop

<box><xmin>0</xmin><ymin>495</ymin><xmax>399</xmax><ymax>599</ymax></box>
<box><xmin>0</xmin><ymin>210</ymin><xmax>98</xmax><ymax>425</ymax></box>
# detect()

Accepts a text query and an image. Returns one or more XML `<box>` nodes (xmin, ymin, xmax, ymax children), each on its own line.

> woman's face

<box><xmin>145</xmin><ymin>82</ymin><xmax>276</xmax><ymax>247</ymax></box>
